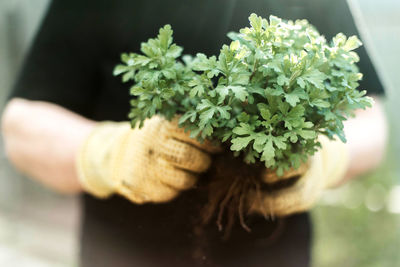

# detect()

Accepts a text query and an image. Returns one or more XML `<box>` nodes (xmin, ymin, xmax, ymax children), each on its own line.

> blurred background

<box><xmin>0</xmin><ymin>0</ymin><xmax>399</xmax><ymax>266</ymax></box>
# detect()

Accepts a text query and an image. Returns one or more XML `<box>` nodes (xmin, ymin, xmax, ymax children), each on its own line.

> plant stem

<box><xmin>249</xmin><ymin>59</ymin><xmax>258</xmax><ymax>82</ymax></box>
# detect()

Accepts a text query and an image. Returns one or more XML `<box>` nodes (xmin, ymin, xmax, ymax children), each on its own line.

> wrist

<box><xmin>76</xmin><ymin>121</ymin><xmax>130</xmax><ymax>198</ymax></box>
<box><xmin>318</xmin><ymin>135</ymin><xmax>350</xmax><ymax>189</ymax></box>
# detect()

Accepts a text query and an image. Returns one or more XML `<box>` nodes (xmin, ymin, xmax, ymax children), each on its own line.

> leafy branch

<box><xmin>114</xmin><ymin>13</ymin><xmax>372</xmax><ymax>175</ymax></box>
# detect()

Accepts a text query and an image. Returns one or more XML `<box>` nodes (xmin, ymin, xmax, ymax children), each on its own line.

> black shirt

<box><xmin>11</xmin><ymin>0</ymin><xmax>384</xmax><ymax>266</ymax></box>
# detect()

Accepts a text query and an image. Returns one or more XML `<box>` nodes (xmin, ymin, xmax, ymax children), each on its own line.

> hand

<box><xmin>248</xmin><ymin>136</ymin><xmax>349</xmax><ymax>217</ymax></box>
<box><xmin>77</xmin><ymin>115</ymin><xmax>220</xmax><ymax>203</ymax></box>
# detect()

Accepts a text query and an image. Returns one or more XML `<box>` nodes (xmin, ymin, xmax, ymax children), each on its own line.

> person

<box><xmin>1</xmin><ymin>0</ymin><xmax>387</xmax><ymax>266</ymax></box>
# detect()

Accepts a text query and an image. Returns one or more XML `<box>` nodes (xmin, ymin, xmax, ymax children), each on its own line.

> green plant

<box><xmin>114</xmin><ymin>13</ymin><xmax>372</xmax><ymax>176</ymax></box>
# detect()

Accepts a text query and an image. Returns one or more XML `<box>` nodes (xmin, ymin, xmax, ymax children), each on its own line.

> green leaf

<box><xmin>232</xmin><ymin>123</ymin><xmax>253</xmax><ymax>135</ymax></box>
<box><xmin>130</xmin><ymin>86</ymin><xmax>145</xmax><ymax>95</ymax></box>
<box><xmin>249</xmin><ymin>13</ymin><xmax>263</xmax><ymax>32</ymax></box>
<box><xmin>199</xmin><ymin>108</ymin><xmax>215</xmax><ymax>122</ymax></box>
<box><xmin>196</xmin><ymin>99</ymin><xmax>213</xmax><ymax>111</ymax></box>
<box><xmin>285</xmin><ymin>88</ymin><xmax>308</xmax><ymax>107</ymax></box>
<box><xmin>285</xmin><ymin>132</ymin><xmax>298</xmax><ymax>143</ymax></box>
<box><xmin>179</xmin><ymin>111</ymin><xmax>197</xmax><ymax>124</ymax></box>
<box><xmin>261</xmin><ymin>139</ymin><xmax>275</xmax><ymax>164</ymax></box>
<box><xmin>122</xmin><ymin>71</ymin><xmax>135</xmax><ymax>82</ymax></box>
<box><xmin>312</xmin><ymin>99</ymin><xmax>330</xmax><ymax>108</ymax></box>
<box><xmin>237</xmin><ymin>112</ymin><xmax>250</xmax><ymax>122</ymax></box>
<box><xmin>190</xmin><ymin>85</ymin><xmax>205</xmax><ymax>98</ymax></box>
<box><xmin>231</xmin><ymin>73</ymin><xmax>250</xmax><ymax>85</ymax></box>
<box><xmin>343</xmin><ymin>36</ymin><xmax>362</xmax><ymax>51</ymax></box>
<box><xmin>298</xmin><ymin>130</ymin><xmax>316</xmax><ymax>139</ymax></box>
<box><xmin>113</xmin><ymin>65</ymin><xmax>129</xmax><ymax>76</ymax></box>
<box><xmin>166</xmin><ymin>44</ymin><xmax>183</xmax><ymax>58</ymax></box>
<box><xmin>297</xmin><ymin>77</ymin><xmax>306</xmax><ymax>88</ymax></box>
<box><xmin>158</xmin><ymin>24</ymin><xmax>173</xmax><ymax>51</ymax></box>
<box><xmin>257</xmin><ymin>103</ymin><xmax>271</xmax><ymax>120</ymax></box>
<box><xmin>277</xmin><ymin>75</ymin><xmax>289</xmax><ymax>86</ymax></box>
<box><xmin>216</xmin><ymin>85</ymin><xmax>248</xmax><ymax>102</ymax></box>
<box><xmin>273</xmin><ymin>136</ymin><xmax>287</xmax><ymax>149</ymax></box>
<box><xmin>117</xmin><ymin>15</ymin><xmax>371</xmax><ymax>173</ymax></box>
<box><xmin>231</xmin><ymin>136</ymin><xmax>253</xmax><ymax>151</ymax></box>
<box><xmin>303</xmin><ymin>69</ymin><xmax>327</xmax><ymax>89</ymax></box>
<box><xmin>269</xmin><ymin>15</ymin><xmax>281</xmax><ymax>26</ymax></box>
<box><xmin>152</xmin><ymin>96</ymin><xmax>162</xmax><ymax>108</ymax></box>
<box><xmin>193</xmin><ymin>53</ymin><xmax>217</xmax><ymax>71</ymax></box>
<box><xmin>265</xmin><ymin>86</ymin><xmax>284</xmax><ymax>96</ymax></box>
<box><xmin>161</xmin><ymin>69</ymin><xmax>176</xmax><ymax>79</ymax></box>
<box><xmin>202</xmin><ymin>123</ymin><xmax>214</xmax><ymax>137</ymax></box>
<box><xmin>161</xmin><ymin>87</ymin><xmax>175</xmax><ymax>99</ymax></box>
<box><xmin>288</xmin><ymin>105</ymin><xmax>305</xmax><ymax>118</ymax></box>
<box><xmin>217</xmin><ymin>107</ymin><xmax>231</xmax><ymax>119</ymax></box>
<box><xmin>229</xmin><ymin>85</ymin><xmax>248</xmax><ymax>101</ymax></box>
<box><xmin>285</xmin><ymin>93</ymin><xmax>299</xmax><ymax>107</ymax></box>
<box><xmin>244</xmin><ymin>149</ymin><xmax>258</xmax><ymax>164</ymax></box>
<box><xmin>253</xmin><ymin>134</ymin><xmax>268</xmax><ymax>152</ymax></box>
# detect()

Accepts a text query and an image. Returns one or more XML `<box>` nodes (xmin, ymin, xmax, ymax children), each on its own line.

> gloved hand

<box><xmin>249</xmin><ymin>136</ymin><xmax>349</xmax><ymax>216</ymax></box>
<box><xmin>76</xmin><ymin>116</ymin><xmax>219</xmax><ymax>204</ymax></box>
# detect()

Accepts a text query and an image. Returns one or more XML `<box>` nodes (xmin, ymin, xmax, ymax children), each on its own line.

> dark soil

<box><xmin>198</xmin><ymin>151</ymin><xmax>301</xmax><ymax>240</ymax></box>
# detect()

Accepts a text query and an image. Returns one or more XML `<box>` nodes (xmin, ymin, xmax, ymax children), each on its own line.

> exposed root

<box><xmin>253</xmin><ymin>177</ymin><xmax>268</xmax><ymax>219</ymax></box>
<box><xmin>216</xmin><ymin>177</ymin><xmax>239</xmax><ymax>231</ymax></box>
<box><xmin>191</xmin><ymin>151</ymin><xmax>304</xmax><ymax>263</ymax></box>
<box><xmin>200</xmin><ymin>152</ymin><xmax>266</xmax><ymax>239</ymax></box>
<box><xmin>238</xmin><ymin>191</ymin><xmax>251</xmax><ymax>233</ymax></box>
<box><xmin>198</xmin><ymin>151</ymin><xmax>302</xmax><ymax>240</ymax></box>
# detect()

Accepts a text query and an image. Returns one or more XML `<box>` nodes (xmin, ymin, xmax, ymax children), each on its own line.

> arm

<box><xmin>1</xmin><ymin>98</ymin><xmax>96</xmax><ymax>193</ymax></box>
<box><xmin>251</xmin><ymin>96</ymin><xmax>388</xmax><ymax>216</ymax></box>
<box><xmin>341</xmin><ymin>96</ymin><xmax>388</xmax><ymax>183</ymax></box>
<box><xmin>1</xmin><ymin>98</ymin><xmax>219</xmax><ymax>202</ymax></box>
<box><xmin>2</xmin><ymin>3</ymin><xmax>111</xmax><ymax>194</ymax></box>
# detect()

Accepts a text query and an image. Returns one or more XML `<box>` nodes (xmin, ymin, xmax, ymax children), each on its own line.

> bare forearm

<box><xmin>1</xmin><ymin>98</ymin><xmax>96</xmax><ymax>193</ymax></box>
<box><xmin>342</xmin><ymin>96</ymin><xmax>388</xmax><ymax>182</ymax></box>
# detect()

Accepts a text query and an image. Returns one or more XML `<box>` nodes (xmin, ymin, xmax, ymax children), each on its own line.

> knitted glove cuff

<box><xmin>319</xmin><ymin>135</ymin><xmax>350</xmax><ymax>189</ymax></box>
<box><xmin>76</xmin><ymin>121</ymin><xmax>130</xmax><ymax>198</ymax></box>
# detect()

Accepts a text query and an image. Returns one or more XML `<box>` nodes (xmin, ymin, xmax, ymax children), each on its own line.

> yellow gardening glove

<box><xmin>76</xmin><ymin>116</ymin><xmax>219</xmax><ymax>204</ymax></box>
<box><xmin>249</xmin><ymin>135</ymin><xmax>350</xmax><ymax>217</ymax></box>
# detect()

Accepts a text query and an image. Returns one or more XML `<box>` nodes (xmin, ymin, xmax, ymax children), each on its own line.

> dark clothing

<box><xmin>82</xmin><ymin>188</ymin><xmax>311</xmax><ymax>267</ymax></box>
<box><xmin>11</xmin><ymin>0</ymin><xmax>384</xmax><ymax>266</ymax></box>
